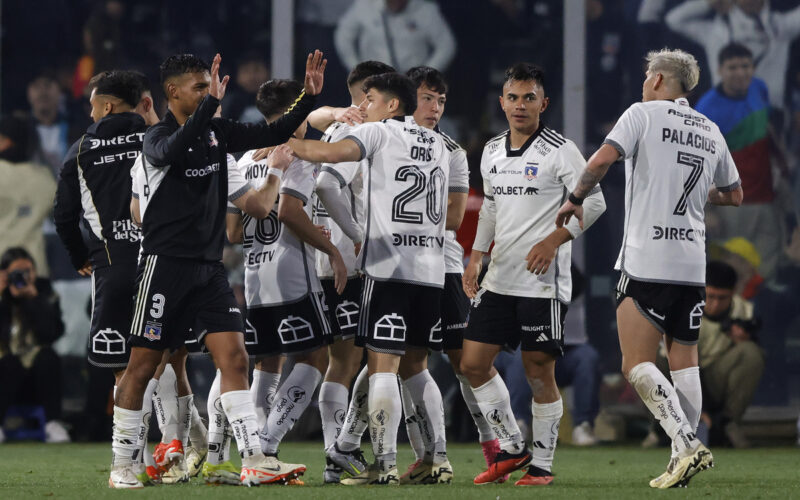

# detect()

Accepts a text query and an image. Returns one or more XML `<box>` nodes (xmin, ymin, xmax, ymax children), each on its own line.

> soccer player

<box><xmin>54</xmin><ymin>70</ymin><xmax>157</xmax><ymax>483</ymax></box>
<box><xmin>289</xmin><ymin>72</ymin><xmax>456</xmax><ymax>485</ymax></box>
<box><xmin>227</xmin><ymin>78</ymin><xmax>348</xmax><ymax>480</ymax></box>
<box><xmin>108</xmin><ymin>50</ymin><xmax>326</xmax><ymax>489</ymax></box>
<box><xmin>309</xmin><ymin>60</ymin><xmax>395</xmax><ymax>484</ymax></box>
<box><xmin>395</xmin><ymin>66</ymin><xmax>469</xmax><ymax>484</ymax></box>
<box><xmin>461</xmin><ymin>63</ymin><xmax>606</xmax><ymax>486</ymax></box>
<box><xmin>556</xmin><ymin>48</ymin><xmax>742</xmax><ymax>488</ymax></box>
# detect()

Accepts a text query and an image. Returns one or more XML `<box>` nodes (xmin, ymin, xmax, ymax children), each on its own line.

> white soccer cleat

<box><xmin>161</xmin><ymin>455</ymin><xmax>190</xmax><ymax>484</ymax></box>
<box><xmin>656</xmin><ymin>444</ymin><xmax>714</xmax><ymax>489</ymax></box>
<box><xmin>240</xmin><ymin>455</ymin><xmax>306</xmax><ymax>486</ymax></box>
<box><xmin>572</xmin><ymin>422</ymin><xmax>598</xmax><ymax>446</ymax></box>
<box><xmin>186</xmin><ymin>445</ymin><xmax>207</xmax><ymax>478</ymax></box>
<box><xmin>340</xmin><ymin>463</ymin><xmax>398</xmax><ymax>486</ymax></box>
<box><xmin>108</xmin><ymin>465</ymin><xmax>145</xmax><ymax>489</ymax></box>
<box><xmin>649</xmin><ymin>457</ymin><xmax>678</xmax><ymax>489</ymax></box>
<box><xmin>399</xmin><ymin>459</ymin><xmax>453</xmax><ymax>484</ymax></box>
<box><xmin>45</xmin><ymin>420</ymin><xmax>71</xmax><ymax>443</ymax></box>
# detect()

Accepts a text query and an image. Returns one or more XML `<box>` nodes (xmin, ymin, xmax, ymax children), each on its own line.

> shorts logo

<box><xmin>647</xmin><ymin>308</ymin><xmax>666</xmax><ymax>321</ymax></box>
<box><xmin>229</xmin><ymin>307</ymin><xmax>240</xmax><ymax>314</ymax></box>
<box><xmin>143</xmin><ymin>321</ymin><xmax>162</xmax><ymax>341</ymax></box>
<box><xmin>92</xmin><ymin>328</ymin><xmax>126</xmax><ymax>354</ymax></box>
<box><xmin>650</xmin><ymin>384</ymin><xmax>669</xmax><ymax>402</ymax></box>
<box><xmin>374</xmin><ymin>313</ymin><xmax>406</xmax><ymax>341</ymax></box>
<box><xmin>287</xmin><ymin>386</ymin><xmax>306</xmax><ymax>404</ymax></box>
<box><xmin>371</xmin><ymin>409</ymin><xmax>387</xmax><ymax>426</ymax></box>
<box><xmin>525</xmin><ymin>163</ymin><xmax>538</xmax><ymax>180</ymax></box>
<box><xmin>244</xmin><ymin>320</ymin><xmax>258</xmax><ymax>345</ymax></box>
<box><xmin>486</xmin><ymin>409</ymin><xmax>505</xmax><ymax>425</ymax></box>
<box><xmin>428</xmin><ymin>318</ymin><xmax>442</xmax><ymax>344</ymax></box>
<box><xmin>689</xmin><ymin>301</ymin><xmax>705</xmax><ymax>329</ymax></box>
<box><xmin>535</xmin><ymin>333</ymin><xmax>548</xmax><ymax>343</ymax></box>
<box><xmin>471</xmin><ymin>288</ymin><xmax>487</xmax><ymax>308</ymax></box>
<box><xmin>336</xmin><ymin>301</ymin><xmax>359</xmax><ymax>331</ymax></box>
<box><xmin>277</xmin><ymin>316</ymin><xmax>314</xmax><ymax>344</ymax></box>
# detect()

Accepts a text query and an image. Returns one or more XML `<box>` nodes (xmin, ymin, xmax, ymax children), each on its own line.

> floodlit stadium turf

<box><xmin>0</xmin><ymin>442</ymin><xmax>794</xmax><ymax>498</ymax></box>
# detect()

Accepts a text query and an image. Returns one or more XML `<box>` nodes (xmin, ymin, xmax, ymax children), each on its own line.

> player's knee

<box><xmin>221</xmin><ymin>348</ymin><xmax>249</xmax><ymax>379</ymax></box>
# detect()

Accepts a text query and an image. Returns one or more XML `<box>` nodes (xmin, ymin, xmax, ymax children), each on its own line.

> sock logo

<box><xmin>650</xmin><ymin>384</ymin><xmax>669</xmax><ymax>402</ymax></box>
<box><xmin>334</xmin><ymin>409</ymin><xmax>346</xmax><ymax>425</ymax></box>
<box><xmin>371</xmin><ymin>409</ymin><xmax>387</xmax><ymax>426</ymax></box>
<box><xmin>486</xmin><ymin>409</ymin><xmax>505</xmax><ymax>425</ymax></box>
<box><xmin>355</xmin><ymin>391</ymin><xmax>368</xmax><ymax>407</ymax></box>
<box><xmin>213</xmin><ymin>397</ymin><xmax>224</xmax><ymax>413</ymax></box>
<box><xmin>288</xmin><ymin>386</ymin><xmax>307</xmax><ymax>404</ymax></box>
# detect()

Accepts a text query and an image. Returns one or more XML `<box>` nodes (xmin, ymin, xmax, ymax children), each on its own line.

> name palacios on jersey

<box><xmin>662</xmin><ymin>109</ymin><xmax>716</xmax><ymax>154</ymax></box>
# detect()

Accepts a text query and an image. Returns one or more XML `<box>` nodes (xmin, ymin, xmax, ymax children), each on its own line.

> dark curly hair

<box><xmin>256</xmin><ymin>79</ymin><xmax>305</xmax><ymax>119</ymax></box>
<box><xmin>362</xmin><ymin>72</ymin><xmax>417</xmax><ymax>115</ymax></box>
<box><xmin>504</xmin><ymin>62</ymin><xmax>546</xmax><ymax>90</ymax></box>
<box><xmin>406</xmin><ymin>66</ymin><xmax>448</xmax><ymax>94</ymax></box>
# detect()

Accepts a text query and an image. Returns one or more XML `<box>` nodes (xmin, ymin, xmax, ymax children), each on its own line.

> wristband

<box><xmin>568</xmin><ymin>192</ymin><xmax>584</xmax><ymax>206</ymax></box>
<box><xmin>267</xmin><ymin>168</ymin><xmax>284</xmax><ymax>180</ymax></box>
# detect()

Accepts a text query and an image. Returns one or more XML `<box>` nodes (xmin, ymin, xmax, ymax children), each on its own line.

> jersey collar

<box><xmin>505</xmin><ymin>122</ymin><xmax>544</xmax><ymax>157</ymax></box>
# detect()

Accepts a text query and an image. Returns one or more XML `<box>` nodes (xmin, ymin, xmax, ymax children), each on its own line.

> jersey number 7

<box><xmin>673</xmin><ymin>151</ymin><xmax>704</xmax><ymax>216</ymax></box>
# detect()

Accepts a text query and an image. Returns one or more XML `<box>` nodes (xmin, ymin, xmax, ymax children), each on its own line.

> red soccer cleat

<box><xmin>153</xmin><ymin>439</ymin><xmax>184</xmax><ymax>471</ymax></box>
<box><xmin>473</xmin><ymin>447</ymin><xmax>532</xmax><ymax>485</ymax></box>
<box><xmin>515</xmin><ymin>465</ymin><xmax>554</xmax><ymax>486</ymax></box>
<box><xmin>480</xmin><ymin>439</ymin><xmax>509</xmax><ymax>483</ymax></box>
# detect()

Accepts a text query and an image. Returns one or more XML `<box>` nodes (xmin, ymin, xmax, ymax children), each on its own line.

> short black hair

<box><xmin>256</xmin><ymin>79</ymin><xmax>305</xmax><ymax>119</ymax></box>
<box><xmin>362</xmin><ymin>72</ymin><xmax>417</xmax><ymax>115</ymax></box>
<box><xmin>718</xmin><ymin>42</ymin><xmax>753</xmax><ymax>66</ymax></box>
<box><xmin>706</xmin><ymin>260</ymin><xmax>738</xmax><ymax>290</ymax></box>
<box><xmin>159</xmin><ymin>54</ymin><xmax>211</xmax><ymax>88</ymax></box>
<box><xmin>0</xmin><ymin>246</ymin><xmax>34</xmax><ymax>270</ymax></box>
<box><xmin>130</xmin><ymin>71</ymin><xmax>152</xmax><ymax>95</ymax></box>
<box><xmin>406</xmin><ymin>66</ymin><xmax>448</xmax><ymax>94</ymax></box>
<box><xmin>504</xmin><ymin>62</ymin><xmax>546</xmax><ymax>90</ymax></box>
<box><xmin>347</xmin><ymin>61</ymin><xmax>396</xmax><ymax>88</ymax></box>
<box><xmin>88</xmin><ymin>70</ymin><xmax>144</xmax><ymax>108</ymax></box>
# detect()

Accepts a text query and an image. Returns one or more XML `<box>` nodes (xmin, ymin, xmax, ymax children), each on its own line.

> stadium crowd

<box><xmin>0</xmin><ymin>0</ymin><xmax>798</xmax><ymax>484</ymax></box>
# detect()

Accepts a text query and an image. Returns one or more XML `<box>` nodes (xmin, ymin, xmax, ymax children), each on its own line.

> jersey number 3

<box><xmin>392</xmin><ymin>165</ymin><xmax>446</xmax><ymax>225</ymax></box>
<box><xmin>673</xmin><ymin>151</ymin><xmax>704</xmax><ymax>216</ymax></box>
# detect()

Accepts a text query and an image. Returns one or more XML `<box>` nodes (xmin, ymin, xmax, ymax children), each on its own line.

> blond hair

<box><xmin>646</xmin><ymin>48</ymin><xmax>700</xmax><ymax>93</ymax></box>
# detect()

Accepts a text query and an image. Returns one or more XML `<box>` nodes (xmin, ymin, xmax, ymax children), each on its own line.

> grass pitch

<box><xmin>0</xmin><ymin>442</ymin><xmax>795</xmax><ymax>499</ymax></box>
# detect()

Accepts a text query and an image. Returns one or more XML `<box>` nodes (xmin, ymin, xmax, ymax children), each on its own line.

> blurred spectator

<box><xmin>221</xmin><ymin>52</ymin><xmax>271</xmax><ymax>124</ymax></box>
<box><xmin>699</xmin><ymin>260</ymin><xmax>763</xmax><ymax>448</ymax></box>
<box><xmin>27</xmin><ymin>74</ymin><xmax>83</xmax><ymax>178</ymax></box>
<box><xmin>334</xmin><ymin>0</ymin><xmax>456</xmax><ymax>73</ymax></box>
<box><xmin>0</xmin><ymin>247</ymin><xmax>68</xmax><ymax>444</ymax></box>
<box><xmin>73</xmin><ymin>0</ymin><xmax>127</xmax><ymax>99</ymax></box>
<box><xmin>665</xmin><ymin>0</ymin><xmax>800</xmax><ymax>108</ymax></box>
<box><xmin>697</xmin><ymin>43</ymin><xmax>786</xmax><ymax>279</ymax></box>
<box><xmin>0</xmin><ymin>115</ymin><xmax>56</xmax><ymax>278</ymax></box>
<box><xmin>721</xmin><ymin>237</ymin><xmax>763</xmax><ymax>299</ymax></box>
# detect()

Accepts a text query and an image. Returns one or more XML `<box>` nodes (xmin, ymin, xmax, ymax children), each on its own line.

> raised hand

<box><xmin>303</xmin><ymin>50</ymin><xmax>327</xmax><ymax>96</ymax></box>
<box><xmin>209</xmin><ymin>53</ymin><xmax>231</xmax><ymax>101</ymax></box>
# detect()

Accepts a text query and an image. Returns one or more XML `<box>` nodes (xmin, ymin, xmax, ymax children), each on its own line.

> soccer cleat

<box><xmin>399</xmin><ymin>459</ymin><xmax>423</xmax><ymax>484</ymax></box>
<box><xmin>515</xmin><ymin>465</ymin><xmax>554</xmax><ymax>486</ymax></box>
<box><xmin>649</xmin><ymin>457</ymin><xmax>678</xmax><ymax>488</ymax></box>
<box><xmin>430</xmin><ymin>460</ymin><xmax>454</xmax><ymax>484</ymax></box>
<box><xmin>134</xmin><ymin>463</ymin><xmax>158</xmax><ymax>486</ymax></box>
<box><xmin>240</xmin><ymin>455</ymin><xmax>306</xmax><ymax>486</ymax></box>
<box><xmin>340</xmin><ymin>463</ymin><xmax>398</xmax><ymax>486</ymax></box>
<box><xmin>186</xmin><ymin>445</ymin><xmax>207</xmax><ymax>478</ymax></box>
<box><xmin>109</xmin><ymin>465</ymin><xmax>145</xmax><ymax>489</ymax></box>
<box><xmin>324</xmin><ymin>457</ymin><xmax>346</xmax><ymax>484</ymax></box>
<box><xmin>400</xmin><ymin>460</ymin><xmax>454</xmax><ymax>484</ymax></box>
<box><xmin>145</xmin><ymin>465</ymin><xmax>162</xmax><ymax>484</ymax></box>
<box><xmin>153</xmin><ymin>439</ymin><xmax>184</xmax><ymax>471</ymax></box>
<box><xmin>326</xmin><ymin>442</ymin><xmax>368</xmax><ymax>477</ymax></box>
<box><xmin>480</xmin><ymin>439</ymin><xmax>509</xmax><ymax>483</ymax></box>
<box><xmin>474</xmin><ymin>447</ymin><xmax>532</xmax><ymax>485</ymax></box>
<box><xmin>202</xmin><ymin>461</ymin><xmax>241</xmax><ymax>485</ymax></box>
<box><xmin>161</xmin><ymin>455</ymin><xmax>190</xmax><ymax>484</ymax></box>
<box><xmin>656</xmin><ymin>444</ymin><xmax>714</xmax><ymax>489</ymax></box>
<box><xmin>572</xmin><ymin>421</ymin><xmax>598</xmax><ymax>446</ymax></box>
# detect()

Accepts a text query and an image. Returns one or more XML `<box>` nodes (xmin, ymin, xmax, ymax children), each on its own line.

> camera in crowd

<box><xmin>721</xmin><ymin>317</ymin><xmax>761</xmax><ymax>340</ymax></box>
<box><xmin>7</xmin><ymin>268</ymin><xmax>31</xmax><ymax>289</ymax></box>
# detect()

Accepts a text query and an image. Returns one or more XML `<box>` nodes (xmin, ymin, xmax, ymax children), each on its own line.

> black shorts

<box><xmin>88</xmin><ymin>263</ymin><xmax>138</xmax><ymax>369</ymax></box>
<box><xmin>464</xmin><ymin>289</ymin><xmax>566</xmax><ymax>355</ymax></box>
<box><xmin>321</xmin><ymin>277</ymin><xmax>362</xmax><ymax>340</ymax></box>
<box><xmin>615</xmin><ymin>273</ymin><xmax>706</xmax><ymax>345</ymax></box>
<box><xmin>128</xmin><ymin>255</ymin><xmax>244</xmax><ymax>351</ymax></box>
<box><xmin>356</xmin><ymin>277</ymin><xmax>442</xmax><ymax>355</ymax></box>
<box><xmin>245</xmin><ymin>292</ymin><xmax>333</xmax><ymax>356</ymax></box>
<box><xmin>441</xmin><ymin>273</ymin><xmax>469</xmax><ymax>351</ymax></box>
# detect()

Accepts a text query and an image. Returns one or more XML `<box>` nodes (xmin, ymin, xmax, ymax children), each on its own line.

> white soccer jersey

<box><xmin>437</xmin><ymin>129</ymin><xmax>470</xmax><ymax>274</ymax></box>
<box><xmin>345</xmin><ymin>116</ymin><xmax>453</xmax><ymax>287</ymax></box>
<box><xmin>473</xmin><ymin>126</ymin><xmax>605</xmax><ymax>303</ymax></box>
<box><xmin>232</xmin><ymin>150</ymin><xmax>322</xmax><ymax>307</ymax></box>
<box><xmin>314</xmin><ymin>121</ymin><xmax>366</xmax><ymax>278</ymax></box>
<box><xmin>604</xmin><ymin>98</ymin><xmax>740</xmax><ymax>286</ymax></box>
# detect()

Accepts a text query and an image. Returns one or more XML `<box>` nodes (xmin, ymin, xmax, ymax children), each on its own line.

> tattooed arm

<box><xmin>556</xmin><ymin>143</ymin><xmax>620</xmax><ymax>229</ymax></box>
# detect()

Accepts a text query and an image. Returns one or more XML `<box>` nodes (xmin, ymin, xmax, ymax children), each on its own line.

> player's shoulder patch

<box><xmin>438</xmin><ymin>130</ymin><xmax>463</xmax><ymax>153</ymax></box>
<box><xmin>484</xmin><ymin>130</ymin><xmax>508</xmax><ymax>154</ymax></box>
<box><xmin>540</xmin><ymin>127</ymin><xmax>566</xmax><ymax>149</ymax></box>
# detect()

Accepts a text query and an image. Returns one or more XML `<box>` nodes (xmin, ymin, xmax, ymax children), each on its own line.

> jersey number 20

<box><xmin>392</xmin><ymin>165</ymin><xmax>446</xmax><ymax>225</ymax></box>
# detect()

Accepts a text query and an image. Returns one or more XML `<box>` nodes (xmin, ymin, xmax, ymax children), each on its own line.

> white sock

<box><xmin>189</xmin><ymin>401</ymin><xmax>208</xmax><ymax>449</ymax></box>
<box><xmin>153</xmin><ymin>365</ymin><xmax>179</xmax><ymax>443</ymax></box>
<box><xmin>206</xmin><ymin>370</ymin><xmax>227</xmax><ymax>465</ymax></box>
<box><xmin>262</xmin><ymin>363</ymin><xmax>322</xmax><ymax>455</ymax></box>
<box><xmin>471</xmin><ymin>373</ymin><xmax>524</xmax><ymax>453</ymax></box>
<box><xmin>368</xmin><ymin>373</ymin><xmax>402</xmax><ymax>471</ymax></box>
<box><xmin>112</xmin><ymin>406</ymin><xmax>141</xmax><ymax>467</ymax></box>
<box><xmin>456</xmin><ymin>374</ymin><xmax>494</xmax><ymax>443</ymax></box>
<box><xmin>251</xmin><ymin>369</ymin><xmax>281</xmax><ymax>431</ymax></box>
<box><xmin>221</xmin><ymin>389</ymin><xmax>264</xmax><ymax>466</ymax></box>
<box><xmin>628</xmin><ymin>362</ymin><xmax>699</xmax><ymax>456</ymax></box>
<box><xmin>400</xmin><ymin>380</ymin><xmax>426</xmax><ymax>461</ymax></box>
<box><xmin>319</xmin><ymin>381</ymin><xmax>349</xmax><ymax>450</ymax></box>
<box><xmin>404</xmin><ymin>370</ymin><xmax>447</xmax><ymax>464</ymax></box>
<box><xmin>177</xmin><ymin>394</ymin><xmax>192</xmax><ymax>447</ymax></box>
<box><xmin>670</xmin><ymin>366</ymin><xmax>702</xmax><ymax>459</ymax></box>
<box><xmin>135</xmin><ymin>379</ymin><xmax>159</xmax><ymax>465</ymax></box>
<box><xmin>338</xmin><ymin>365</ymin><xmax>370</xmax><ymax>452</ymax></box>
<box><xmin>530</xmin><ymin>398</ymin><xmax>562</xmax><ymax>473</ymax></box>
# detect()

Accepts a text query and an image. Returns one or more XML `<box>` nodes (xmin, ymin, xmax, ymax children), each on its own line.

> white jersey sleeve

<box><xmin>473</xmin><ymin>146</ymin><xmax>496</xmax><ymax>253</ymax></box>
<box><xmin>227</xmin><ymin>154</ymin><xmax>250</xmax><ymax>203</ymax></box>
<box><xmin>714</xmin><ymin>141</ymin><xmax>741</xmax><ymax>191</ymax></box>
<box><xmin>604</xmin><ymin>103</ymin><xmax>647</xmax><ymax>160</ymax></box>
<box><xmin>441</xmin><ymin>132</ymin><xmax>469</xmax><ymax>273</ymax></box>
<box><xmin>131</xmin><ymin>154</ymin><xmax>143</xmax><ymax>199</ymax></box>
<box><xmin>553</xmin><ymin>141</ymin><xmax>606</xmax><ymax>239</ymax></box>
<box><xmin>345</xmin><ymin>121</ymin><xmax>387</xmax><ymax>161</ymax></box>
<box><xmin>280</xmin><ymin>158</ymin><xmax>316</xmax><ymax>204</ymax></box>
